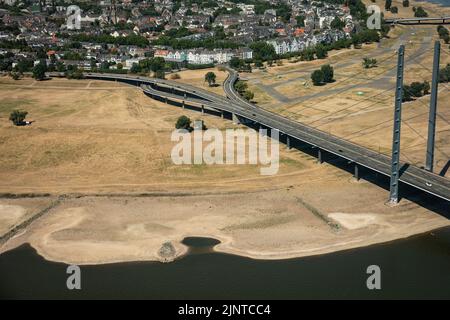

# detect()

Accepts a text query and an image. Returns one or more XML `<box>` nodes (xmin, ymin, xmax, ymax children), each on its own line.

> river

<box><xmin>0</xmin><ymin>228</ymin><xmax>449</xmax><ymax>299</ymax></box>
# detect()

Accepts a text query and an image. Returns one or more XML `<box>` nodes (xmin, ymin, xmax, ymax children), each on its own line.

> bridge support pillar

<box><xmin>232</xmin><ymin>113</ymin><xmax>240</xmax><ymax>125</ymax></box>
<box><xmin>425</xmin><ymin>41</ymin><xmax>440</xmax><ymax>172</ymax></box>
<box><xmin>220</xmin><ymin>112</ymin><xmax>224</xmax><ymax>119</ymax></box>
<box><xmin>182</xmin><ymin>101</ymin><xmax>185</xmax><ymax>109</ymax></box>
<box><xmin>286</xmin><ymin>136</ymin><xmax>292</xmax><ymax>150</ymax></box>
<box><xmin>317</xmin><ymin>148</ymin><xmax>323</xmax><ymax>164</ymax></box>
<box><xmin>201</xmin><ymin>105</ymin><xmax>204</xmax><ymax>114</ymax></box>
<box><xmin>389</xmin><ymin>45</ymin><xmax>405</xmax><ymax>204</ymax></box>
<box><xmin>354</xmin><ymin>164</ymin><xmax>360</xmax><ymax>181</ymax></box>
<box><xmin>164</xmin><ymin>97</ymin><xmax>168</xmax><ymax>104</ymax></box>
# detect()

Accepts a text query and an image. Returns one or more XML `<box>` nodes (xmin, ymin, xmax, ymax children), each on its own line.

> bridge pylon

<box><xmin>425</xmin><ymin>41</ymin><xmax>441</xmax><ymax>172</ymax></box>
<box><xmin>389</xmin><ymin>45</ymin><xmax>405</xmax><ymax>204</ymax></box>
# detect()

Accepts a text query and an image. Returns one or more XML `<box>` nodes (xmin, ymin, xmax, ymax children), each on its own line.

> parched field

<box><xmin>0</xmin><ymin>76</ymin><xmax>320</xmax><ymax>195</ymax></box>
<box><xmin>171</xmin><ymin>66</ymin><xmax>229</xmax><ymax>96</ymax></box>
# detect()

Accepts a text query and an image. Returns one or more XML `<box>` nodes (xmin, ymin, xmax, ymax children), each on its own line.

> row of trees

<box><xmin>229</xmin><ymin>57</ymin><xmax>252</xmax><ymax>72</ymax></box>
<box><xmin>234</xmin><ymin>80</ymin><xmax>254</xmax><ymax>101</ymax></box>
<box><xmin>69</xmin><ymin>33</ymin><xmax>149</xmax><ymax>47</ymax></box>
<box><xmin>311</xmin><ymin>65</ymin><xmax>334</xmax><ymax>86</ymax></box>
<box><xmin>129</xmin><ymin>57</ymin><xmax>166</xmax><ymax>78</ymax></box>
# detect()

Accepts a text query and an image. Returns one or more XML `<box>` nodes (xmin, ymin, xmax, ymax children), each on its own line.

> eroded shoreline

<box><xmin>0</xmin><ymin>190</ymin><xmax>448</xmax><ymax>266</ymax></box>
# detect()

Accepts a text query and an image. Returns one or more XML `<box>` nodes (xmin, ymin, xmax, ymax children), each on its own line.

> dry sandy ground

<box><xmin>0</xmin><ymin>76</ymin><xmax>308</xmax><ymax>194</ymax></box>
<box><xmin>172</xmin><ymin>66</ymin><xmax>229</xmax><ymax>96</ymax></box>
<box><xmin>1</xmin><ymin>183</ymin><xmax>448</xmax><ymax>265</ymax></box>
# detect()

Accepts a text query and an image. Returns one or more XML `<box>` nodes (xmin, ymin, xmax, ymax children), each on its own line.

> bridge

<box><xmin>47</xmin><ymin>70</ymin><xmax>450</xmax><ymax>203</ymax></box>
<box><xmin>385</xmin><ymin>16</ymin><xmax>450</xmax><ymax>25</ymax></box>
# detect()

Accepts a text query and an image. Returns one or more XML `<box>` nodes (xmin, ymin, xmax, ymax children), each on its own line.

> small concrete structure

<box><xmin>193</xmin><ymin>120</ymin><xmax>204</xmax><ymax>131</ymax></box>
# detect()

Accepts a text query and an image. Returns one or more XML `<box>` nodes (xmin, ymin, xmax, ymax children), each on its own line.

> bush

<box><xmin>409</xmin><ymin>81</ymin><xmax>425</xmax><ymax>97</ymax></box>
<box><xmin>175</xmin><ymin>115</ymin><xmax>192</xmax><ymax>130</ymax></box>
<box><xmin>321</xmin><ymin>64</ymin><xmax>334</xmax><ymax>83</ymax></box>
<box><xmin>9</xmin><ymin>110</ymin><xmax>28</xmax><ymax>126</ymax></box>
<box><xmin>154</xmin><ymin>70</ymin><xmax>165</xmax><ymax>79</ymax></box>
<box><xmin>439</xmin><ymin>64</ymin><xmax>450</xmax><ymax>82</ymax></box>
<box><xmin>170</xmin><ymin>73</ymin><xmax>181</xmax><ymax>80</ymax></box>
<box><xmin>414</xmin><ymin>7</ymin><xmax>428</xmax><ymax>17</ymax></box>
<box><xmin>243</xmin><ymin>90</ymin><xmax>254</xmax><ymax>101</ymax></box>
<box><xmin>402</xmin><ymin>80</ymin><xmax>431</xmax><ymax>101</ymax></box>
<box><xmin>315</xmin><ymin>44</ymin><xmax>328</xmax><ymax>59</ymax></box>
<box><xmin>311</xmin><ymin>70</ymin><xmax>324</xmax><ymax>86</ymax></box>
<box><xmin>234</xmin><ymin>80</ymin><xmax>248</xmax><ymax>93</ymax></box>
<box><xmin>10</xmin><ymin>71</ymin><xmax>22</xmax><ymax>80</ymax></box>
<box><xmin>423</xmin><ymin>80</ymin><xmax>430</xmax><ymax>95</ymax></box>
<box><xmin>402</xmin><ymin>85</ymin><xmax>413</xmax><ymax>102</ymax></box>
<box><xmin>66</xmin><ymin>68</ymin><xmax>84</xmax><ymax>79</ymax></box>
<box><xmin>362</xmin><ymin>57</ymin><xmax>378</xmax><ymax>68</ymax></box>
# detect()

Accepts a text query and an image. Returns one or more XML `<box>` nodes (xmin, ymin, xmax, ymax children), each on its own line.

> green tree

<box><xmin>243</xmin><ymin>90</ymin><xmax>254</xmax><ymax>101</ymax></box>
<box><xmin>32</xmin><ymin>62</ymin><xmax>47</xmax><ymax>80</ymax></box>
<box><xmin>321</xmin><ymin>64</ymin><xmax>334</xmax><ymax>83</ymax></box>
<box><xmin>390</xmin><ymin>6</ymin><xmax>398</xmax><ymax>14</ymax></box>
<box><xmin>402</xmin><ymin>85</ymin><xmax>413</xmax><ymax>102</ymax></box>
<box><xmin>204</xmin><ymin>71</ymin><xmax>216</xmax><ymax>87</ymax></box>
<box><xmin>234</xmin><ymin>80</ymin><xmax>248</xmax><ymax>93</ymax></box>
<box><xmin>250</xmin><ymin>41</ymin><xmax>277</xmax><ymax>61</ymax></box>
<box><xmin>296</xmin><ymin>16</ymin><xmax>305</xmax><ymax>27</ymax></box>
<box><xmin>130</xmin><ymin>62</ymin><xmax>141</xmax><ymax>73</ymax></box>
<box><xmin>301</xmin><ymin>48</ymin><xmax>315</xmax><ymax>61</ymax></box>
<box><xmin>414</xmin><ymin>7</ymin><xmax>428</xmax><ymax>17</ymax></box>
<box><xmin>229</xmin><ymin>57</ymin><xmax>242</xmax><ymax>69</ymax></box>
<box><xmin>385</xmin><ymin>0</ymin><xmax>392</xmax><ymax>10</ymax></box>
<box><xmin>311</xmin><ymin>70</ymin><xmax>324</xmax><ymax>86</ymax></box>
<box><xmin>154</xmin><ymin>70</ymin><xmax>165</xmax><ymax>79</ymax></box>
<box><xmin>410</xmin><ymin>81</ymin><xmax>425</xmax><ymax>97</ymax></box>
<box><xmin>402</xmin><ymin>0</ymin><xmax>409</xmax><ymax>7</ymax></box>
<box><xmin>9</xmin><ymin>110</ymin><xmax>28</xmax><ymax>126</ymax></box>
<box><xmin>175</xmin><ymin>115</ymin><xmax>192</xmax><ymax>130</ymax></box>
<box><xmin>315</xmin><ymin>45</ymin><xmax>328</xmax><ymax>59</ymax></box>
<box><xmin>330</xmin><ymin>16</ymin><xmax>345</xmax><ymax>30</ymax></box>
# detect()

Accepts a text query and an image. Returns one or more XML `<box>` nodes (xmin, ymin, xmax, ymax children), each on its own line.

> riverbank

<box><xmin>0</xmin><ymin>186</ymin><xmax>448</xmax><ymax>265</ymax></box>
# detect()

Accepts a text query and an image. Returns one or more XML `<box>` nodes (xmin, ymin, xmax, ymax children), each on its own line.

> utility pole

<box><xmin>425</xmin><ymin>41</ymin><xmax>440</xmax><ymax>172</ymax></box>
<box><xmin>389</xmin><ymin>45</ymin><xmax>405</xmax><ymax>204</ymax></box>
